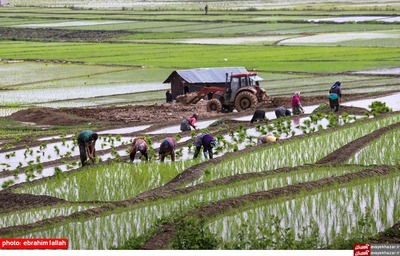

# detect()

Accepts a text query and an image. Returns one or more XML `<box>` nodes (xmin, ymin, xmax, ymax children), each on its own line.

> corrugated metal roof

<box><xmin>164</xmin><ymin>67</ymin><xmax>255</xmax><ymax>84</ymax></box>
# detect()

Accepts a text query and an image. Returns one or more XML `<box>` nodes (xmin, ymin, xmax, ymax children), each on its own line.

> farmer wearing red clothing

<box><xmin>291</xmin><ymin>92</ymin><xmax>304</xmax><ymax>115</ymax></box>
<box><xmin>180</xmin><ymin>113</ymin><xmax>198</xmax><ymax>132</ymax></box>
<box><xmin>159</xmin><ymin>137</ymin><xmax>177</xmax><ymax>162</ymax></box>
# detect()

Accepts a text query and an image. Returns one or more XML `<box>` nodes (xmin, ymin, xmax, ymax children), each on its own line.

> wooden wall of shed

<box><xmin>171</xmin><ymin>76</ymin><xmax>185</xmax><ymax>99</ymax></box>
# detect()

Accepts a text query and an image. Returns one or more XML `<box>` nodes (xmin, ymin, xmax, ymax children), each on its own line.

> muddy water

<box><xmin>234</xmin><ymin>105</ymin><xmax>319</xmax><ymax>122</ymax></box>
<box><xmin>0</xmin><ymin>113</ymin><xmax>361</xmax><ymax>189</ymax></box>
<box><xmin>0</xmin><ymin>107</ymin><xmax>26</xmax><ymax>117</ymax></box>
<box><xmin>38</xmin><ymin>134</ymin><xmax>74</xmax><ymax>141</ymax></box>
<box><xmin>352</xmin><ymin>68</ymin><xmax>400</xmax><ymax>75</ymax></box>
<box><xmin>98</xmin><ymin>125</ymin><xmax>152</xmax><ymax>135</ymax></box>
<box><xmin>147</xmin><ymin>120</ymin><xmax>216</xmax><ymax>134</ymax></box>
<box><xmin>0</xmin><ymin>82</ymin><xmax>168</xmax><ymax>106</ymax></box>
<box><xmin>279</xmin><ymin>32</ymin><xmax>399</xmax><ymax>45</ymax></box>
<box><xmin>307</xmin><ymin>16</ymin><xmax>393</xmax><ymax>23</ymax></box>
<box><xmin>342</xmin><ymin>93</ymin><xmax>400</xmax><ymax>111</ymax></box>
<box><xmin>0</xmin><ymin>137</ymin><xmax>133</xmax><ymax>171</ymax></box>
<box><xmin>0</xmin><ymin>136</ymin><xmax>195</xmax><ymax>188</ymax></box>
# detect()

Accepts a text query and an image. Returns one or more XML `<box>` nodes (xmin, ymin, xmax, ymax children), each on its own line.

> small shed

<box><xmin>0</xmin><ymin>0</ymin><xmax>10</xmax><ymax>6</ymax></box>
<box><xmin>164</xmin><ymin>67</ymin><xmax>249</xmax><ymax>100</ymax></box>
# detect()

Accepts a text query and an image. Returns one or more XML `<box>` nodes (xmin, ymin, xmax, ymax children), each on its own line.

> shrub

<box><xmin>171</xmin><ymin>216</ymin><xmax>218</xmax><ymax>249</ymax></box>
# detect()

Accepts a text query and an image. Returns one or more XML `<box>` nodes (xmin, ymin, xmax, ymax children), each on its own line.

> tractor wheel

<box><xmin>207</xmin><ymin>99</ymin><xmax>223</xmax><ymax>112</ymax></box>
<box><xmin>234</xmin><ymin>91</ymin><xmax>258</xmax><ymax>111</ymax></box>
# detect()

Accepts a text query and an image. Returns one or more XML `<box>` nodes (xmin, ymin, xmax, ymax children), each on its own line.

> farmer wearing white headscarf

<box><xmin>291</xmin><ymin>91</ymin><xmax>304</xmax><ymax>115</ymax></box>
<box><xmin>129</xmin><ymin>137</ymin><xmax>149</xmax><ymax>161</ymax></box>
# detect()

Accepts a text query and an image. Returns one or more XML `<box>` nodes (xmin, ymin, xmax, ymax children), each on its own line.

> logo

<box><xmin>354</xmin><ymin>244</ymin><xmax>370</xmax><ymax>256</ymax></box>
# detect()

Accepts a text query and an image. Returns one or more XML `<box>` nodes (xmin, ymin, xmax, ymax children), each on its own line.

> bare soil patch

<box><xmin>9</xmin><ymin>107</ymin><xmax>93</xmax><ymax>126</ymax></box>
<box><xmin>6</xmin><ymin>92</ymin><xmax>385</xmax><ymax>127</ymax></box>
<box><xmin>0</xmin><ymin>192</ymin><xmax>65</xmax><ymax>214</ymax></box>
<box><xmin>0</xmin><ymin>28</ymin><xmax>130</xmax><ymax>42</ymax></box>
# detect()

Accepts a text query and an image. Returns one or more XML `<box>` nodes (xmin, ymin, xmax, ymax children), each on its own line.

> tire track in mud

<box><xmin>142</xmin><ymin>166</ymin><xmax>399</xmax><ymax>249</ymax></box>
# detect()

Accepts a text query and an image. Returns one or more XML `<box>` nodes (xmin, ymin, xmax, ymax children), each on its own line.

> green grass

<box><xmin>0</xmin><ymin>62</ymin><xmax>127</xmax><ymax>88</ymax></box>
<box><xmin>2</xmin><ymin>41</ymin><xmax>399</xmax><ymax>72</ymax></box>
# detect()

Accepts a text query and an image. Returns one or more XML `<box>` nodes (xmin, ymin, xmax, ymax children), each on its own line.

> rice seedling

<box><xmin>208</xmin><ymin>172</ymin><xmax>400</xmax><ymax>249</ymax></box>
<box><xmin>10</xmin><ymin>165</ymin><xmax>362</xmax><ymax>249</ymax></box>
<box><xmin>349</xmin><ymin>128</ymin><xmax>400</xmax><ymax>165</ymax></box>
<box><xmin>190</xmin><ymin>113</ymin><xmax>400</xmax><ymax>185</ymax></box>
<box><xmin>0</xmin><ymin>204</ymin><xmax>95</xmax><ymax>228</ymax></box>
<box><xmin>1</xmin><ymin>179</ymin><xmax>15</xmax><ymax>189</ymax></box>
<box><xmin>15</xmin><ymin>160</ymin><xmax>193</xmax><ymax>201</ymax></box>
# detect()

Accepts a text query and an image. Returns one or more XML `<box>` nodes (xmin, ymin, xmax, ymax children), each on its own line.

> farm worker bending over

<box><xmin>291</xmin><ymin>92</ymin><xmax>304</xmax><ymax>115</ymax></box>
<box><xmin>193</xmin><ymin>133</ymin><xmax>217</xmax><ymax>159</ymax></box>
<box><xmin>329</xmin><ymin>81</ymin><xmax>342</xmax><ymax>112</ymax></box>
<box><xmin>77</xmin><ymin>130</ymin><xmax>98</xmax><ymax>166</ymax></box>
<box><xmin>129</xmin><ymin>137</ymin><xmax>149</xmax><ymax>162</ymax></box>
<box><xmin>159</xmin><ymin>137</ymin><xmax>177</xmax><ymax>162</ymax></box>
<box><xmin>250</xmin><ymin>109</ymin><xmax>266</xmax><ymax>124</ymax></box>
<box><xmin>258</xmin><ymin>134</ymin><xmax>279</xmax><ymax>144</ymax></box>
<box><xmin>180</xmin><ymin>113</ymin><xmax>198</xmax><ymax>132</ymax></box>
<box><xmin>275</xmin><ymin>106</ymin><xmax>291</xmax><ymax>119</ymax></box>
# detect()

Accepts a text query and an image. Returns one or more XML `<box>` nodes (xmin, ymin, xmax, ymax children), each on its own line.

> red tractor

<box><xmin>177</xmin><ymin>72</ymin><xmax>267</xmax><ymax>112</ymax></box>
<box><xmin>209</xmin><ymin>72</ymin><xmax>267</xmax><ymax>112</ymax></box>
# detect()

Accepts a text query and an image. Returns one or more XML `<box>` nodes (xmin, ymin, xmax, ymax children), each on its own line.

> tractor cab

<box><xmin>225</xmin><ymin>72</ymin><xmax>264</xmax><ymax>103</ymax></box>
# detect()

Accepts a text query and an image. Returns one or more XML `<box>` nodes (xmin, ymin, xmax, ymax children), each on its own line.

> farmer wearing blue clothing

<box><xmin>77</xmin><ymin>130</ymin><xmax>98</xmax><ymax>166</ymax></box>
<box><xmin>329</xmin><ymin>81</ymin><xmax>342</xmax><ymax>112</ymax></box>
<box><xmin>193</xmin><ymin>133</ymin><xmax>217</xmax><ymax>159</ymax></box>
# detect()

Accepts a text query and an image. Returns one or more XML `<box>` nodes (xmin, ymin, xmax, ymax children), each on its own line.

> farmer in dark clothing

<box><xmin>329</xmin><ymin>81</ymin><xmax>342</xmax><ymax>112</ymax></box>
<box><xmin>193</xmin><ymin>133</ymin><xmax>217</xmax><ymax>159</ymax></box>
<box><xmin>275</xmin><ymin>106</ymin><xmax>291</xmax><ymax>118</ymax></box>
<box><xmin>180</xmin><ymin>113</ymin><xmax>198</xmax><ymax>132</ymax></box>
<box><xmin>166</xmin><ymin>90</ymin><xmax>173</xmax><ymax>103</ymax></box>
<box><xmin>159</xmin><ymin>137</ymin><xmax>177</xmax><ymax>162</ymax></box>
<box><xmin>250</xmin><ymin>109</ymin><xmax>266</xmax><ymax>124</ymax></box>
<box><xmin>77</xmin><ymin>130</ymin><xmax>98</xmax><ymax>166</ymax></box>
<box><xmin>129</xmin><ymin>137</ymin><xmax>149</xmax><ymax>162</ymax></box>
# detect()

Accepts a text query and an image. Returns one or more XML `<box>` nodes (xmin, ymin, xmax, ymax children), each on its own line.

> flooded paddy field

<box><xmin>1</xmin><ymin>1</ymin><xmax>400</xmax><ymax>250</ymax></box>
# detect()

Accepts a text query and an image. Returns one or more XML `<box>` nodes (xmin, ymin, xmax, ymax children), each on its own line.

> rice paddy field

<box><xmin>1</xmin><ymin>0</ymin><xmax>400</xmax><ymax>253</ymax></box>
